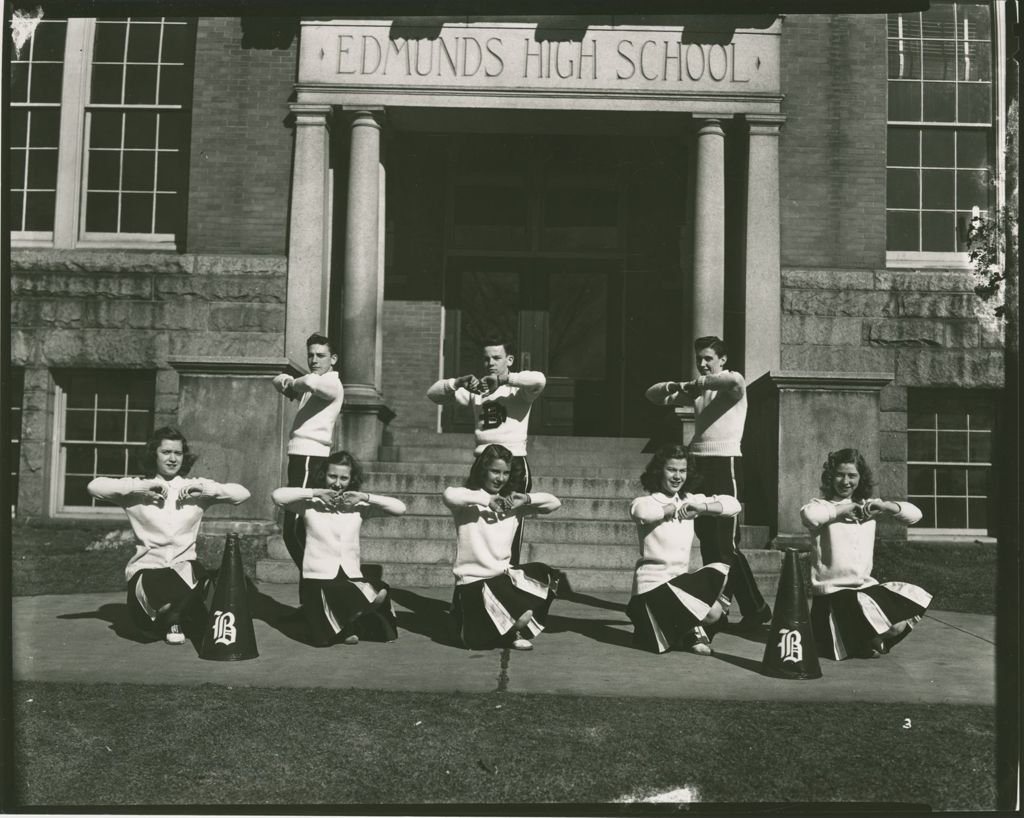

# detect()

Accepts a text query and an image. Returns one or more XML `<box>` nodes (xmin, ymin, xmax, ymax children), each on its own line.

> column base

<box><xmin>339</xmin><ymin>383</ymin><xmax>395</xmax><ymax>462</ymax></box>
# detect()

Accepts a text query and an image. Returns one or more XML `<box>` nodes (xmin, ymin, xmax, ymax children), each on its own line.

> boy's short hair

<box><xmin>481</xmin><ymin>335</ymin><xmax>515</xmax><ymax>358</ymax></box>
<box><xmin>694</xmin><ymin>336</ymin><xmax>728</xmax><ymax>357</ymax></box>
<box><xmin>306</xmin><ymin>332</ymin><xmax>334</xmax><ymax>354</ymax></box>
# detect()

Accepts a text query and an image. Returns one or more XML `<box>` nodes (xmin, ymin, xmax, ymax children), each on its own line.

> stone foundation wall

<box><xmin>781</xmin><ymin>265</ymin><xmax>1005</xmax><ymax>524</ymax></box>
<box><xmin>10</xmin><ymin>249</ymin><xmax>287</xmax><ymax>518</ymax></box>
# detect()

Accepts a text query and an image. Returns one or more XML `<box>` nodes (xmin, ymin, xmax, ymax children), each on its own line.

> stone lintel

<box><xmin>749</xmin><ymin>370</ymin><xmax>894</xmax><ymax>395</ymax></box>
<box><xmin>167</xmin><ymin>356</ymin><xmax>291</xmax><ymax>376</ymax></box>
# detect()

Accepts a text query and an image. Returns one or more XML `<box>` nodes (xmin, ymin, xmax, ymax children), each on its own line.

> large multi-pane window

<box><xmin>52</xmin><ymin>370</ymin><xmax>155</xmax><ymax>512</ymax></box>
<box><xmin>9</xmin><ymin>17</ymin><xmax>195</xmax><ymax>248</ymax></box>
<box><xmin>9</xmin><ymin>17</ymin><xmax>67</xmax><ymax>234</ymax></box>
<box><xmin>907</xmin><ymin>390</ymin><xmax>994</xmax><ymax>532</ymax></box>
<box><xmin>886</xmin><ymin>3</ymin><xmax>996</xmax><ymax>255</ymax></box>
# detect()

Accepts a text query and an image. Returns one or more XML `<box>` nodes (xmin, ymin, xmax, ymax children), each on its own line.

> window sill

<box><xmin>887</xmin><ymin>251</ymin><xmax>972</xmax><ymax>270</ymax></box>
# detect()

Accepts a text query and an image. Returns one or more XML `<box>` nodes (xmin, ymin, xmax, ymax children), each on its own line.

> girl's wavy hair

<box><xmin>139</xmin><ymin>426</ymin><xmax>197</xmax><ymax>477</ymax></box>
<box><xmin>315</xmin><ymin>450</ymin><xmax>364</xmax><ymax>491</ymax></box>
<box><xmin>640</xmin><ymin>443</ymin><xmax>692</xmax><ymax>494</ymax></box>
<box><xmin>820</xmin><ymin>448</ymin><xmax>874</xmax><ymax>501</ymax></box>
<box><xmin>466</xmin><ymin>444</ymin><xmax>515</xmax><ymax>495</ymax></box>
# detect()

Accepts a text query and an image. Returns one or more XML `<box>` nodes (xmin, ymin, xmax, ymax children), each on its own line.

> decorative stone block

<box><xmin>207</xmin><ymin>303</ymin><xmax>286</xmax><ymax>332</ymax></box>
<box><xmin>168</xmin><ymin>331</ymin><xmax>283</xmax><ymax>359</ymax></box>
<box><xmin>879</xmin><ymin>383</ymin><xmax>908</xmax><ymax>412</ymax></box>
<box><xmin>895</xmin><ymin>348</ymin><xmax>1004</xmax><ymax>388</ymax></box>
<box><xmin>781</xmin><ymin>269</ymin><xmax>877</xmax><ymax>290</ymax></box>
<box><xmin>781</xmin><ymin>346</ymin><xmax>895</xmax><ymax>373</ymax></box>
<box><xmin>154</xmin><ymin>276</ymin><xmax>286</xmax><ymax>303</ymax></box>
<box><xmin>874</xmin><ymin>270</ymin><xmax>977</xmax><ymax>293</ymax></box>
<box><xmin>865</xmin><ymin>318</ymin><xmax>980</xmax><ymax>349</ymax></box>
<box><xmin>781</xmin><ymin>316</ymin><xmax>863</xmax><ymax>345</ymax></box>
<box><xmin>11</xmin><ymin>273</ymin><xmax>154</xmax><ymax>300</ymax></box>
<box><xmin>878</xmin><ymin>431</ymin><xmax>907</xmax><ymax>461</ymax></box>
<box><xmin>783</xmin><ymin>289</ymin><xmax>895</xmax><ymax>317</ymax></box>
<box><xmin>10</xmin><ymin>249</ymin><xmax>193</xmax><ymax>275</ymax></box>
<box><xmin>879</xmin><ymin>410</ymin><xmax>906</xmax><ymax>431</ymax></box>
<box><xmin>193</xmin><ymin>254</ymin><xmax>288</xmax><ymax>276</ymax></box>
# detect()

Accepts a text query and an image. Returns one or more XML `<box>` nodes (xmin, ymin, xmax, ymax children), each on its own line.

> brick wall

<box><xmin>10</xmin><ymin>249</ymin><xmax>287</xmax><ymax>517</ymax></box>
<box><xmin>381</xmin><ymin>300</ymin><xmax>443</xmax><ymax>439</ymax></box>
<box><xmin>780</xmin><ymin>14</ymin><xmax>888</xmax><ymax>269</ymax></box>
<box><xmin>186</xmin><ymin>18</ymin><xmax>296</xmax><ymax>255</ymax></box>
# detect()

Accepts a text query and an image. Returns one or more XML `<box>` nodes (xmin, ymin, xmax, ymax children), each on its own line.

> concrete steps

<box><xmin>256</xmin><ymin>432</ymin><xmax>783</xmax><ymax>593</ymax></box>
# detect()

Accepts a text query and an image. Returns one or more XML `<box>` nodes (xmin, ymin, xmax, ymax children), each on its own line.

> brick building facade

<box><xmin>8</xmin><ymin>8</ymin><xmax>1010</xmax><ymax>558</ymax></box>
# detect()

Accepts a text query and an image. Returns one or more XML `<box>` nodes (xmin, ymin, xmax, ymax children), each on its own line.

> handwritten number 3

<box><xmin>903</xmin><ymin>719</ymin><xmax>912</xmax><ymax>729</ymax></box>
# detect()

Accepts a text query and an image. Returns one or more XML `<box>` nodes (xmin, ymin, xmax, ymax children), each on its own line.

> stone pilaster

<box><xmin>744</xmin><ymin>114</ymin><xmax>785</xmax><ymax>382</ymax></box>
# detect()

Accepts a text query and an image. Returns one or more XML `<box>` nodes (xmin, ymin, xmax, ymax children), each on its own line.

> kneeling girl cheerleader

<box><xmin>626</xmin><ymin>444</ymin><xmax>739</xmax><ymax>655</ymax></box>
<box><xmin>801</xmin><ymin>448</ymin><xmax>931</xmax><ymax>660</ymax></box>
<box><xmin>443</xmin><ymin>443</ymin><xmax>561</xmax><ymax>651</ymax></box>
<box><xmin>271</xmin><ymin>450</ymin><xmax>405</xmax><ymax>647</ymax></box>
<box><xmin>88</xmin><ymin>426</ymin><xmax>251</xmax><ymax>645</ymax></box>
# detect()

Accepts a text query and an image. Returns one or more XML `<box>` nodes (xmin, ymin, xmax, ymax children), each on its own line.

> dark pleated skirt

<box><xmin>811</xmin><ymin>580</ymin><xmax>932</xmax><ymax>660</ymax></box>
<box><xmin>626</xmin><ymin>562</ymin><xmax>730</xmax><ymax>654</ymax></box>
<box><xmin>127</xmin><ymin>561</ymin><xmax>209</xmax><ymax>637</ymax></box>
<box><xmin>451</xmin><ymin>561</ymin><xmax>559</xmax><ymax>650</ymax></box>
<box><xmin>299</xmin><ymin>567</ymin><xmax>398</xmax><ymax>647</ymax></box>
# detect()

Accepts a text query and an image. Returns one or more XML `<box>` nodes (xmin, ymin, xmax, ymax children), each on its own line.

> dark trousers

<box><xmin>508</xmin><ymin>455</ymin><xmax>532</xmax><ymax>566</ymax></box>
<box><xmin>284</xmin><ymin>454</ymin><xmax>328</xmax><ymax>569</ymax></box>
<box><xmin>127</xmin><ymin>563</ymin><xmax>208</xmax><ymax>637</ymax></box>
<box><xmin>692</xmin><ymin>455</ymin><xmax>767</xmax><ymax>617</ymax></box>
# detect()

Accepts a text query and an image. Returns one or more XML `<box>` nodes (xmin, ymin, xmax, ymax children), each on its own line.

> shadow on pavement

<box><xmin>247</xmin><ymin>582</ymin><xmax>316</xmax><ymax>646</ymax></box>
<box><xmin>543</xmin><ymin>614</ymin><xmax>635</xmax><ymax>648</ymax></box>
<box><xmin>57</xmin><ymin>604</ymin><xmax>161</xmax><ymax>644</ymax></box>
<box><xmin>388</xmin><ymin>588</ymin><xmax>463</xmax><ymax>648</ymax></box>
<box><xmin>710</xmin><ymin>650</ymin><xmax>766</xmax><ymax>675</ymax></box>
<box><xmin>557</xmin><ymin>588</ymin><xmax>627</xmax><ymax>613</ymax></box>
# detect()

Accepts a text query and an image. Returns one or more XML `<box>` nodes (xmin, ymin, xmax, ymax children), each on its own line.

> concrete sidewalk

<box><xmin>12</xmin><ymin>583</ymin><xmax>994</xmax><ymax>706</ymax></box>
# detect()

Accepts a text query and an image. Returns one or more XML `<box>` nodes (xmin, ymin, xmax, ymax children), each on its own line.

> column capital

<box><xmin>693</xmin><ymin>114</ymin><xmax>731</xmax><ymax>136</ymax></box>
<box><xmin>289</xmin><ymin>103</ymin><xmax>333</xmax><ymax>128</ymax></box>
<box><xmin>745</xmin><ymin>113</ymin><xmax>787</xmax><ymax>135</ymax></box>
<box><xmin>340</xmin><ymin>105</ymin><xmax>386</xmax><ymax>129</ymax></box>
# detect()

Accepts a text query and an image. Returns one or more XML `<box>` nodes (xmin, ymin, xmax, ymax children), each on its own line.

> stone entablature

<box><xmin>297</xmin><ymin>17</ymin><xmax>782</xmax><ymax>113</ymax></box>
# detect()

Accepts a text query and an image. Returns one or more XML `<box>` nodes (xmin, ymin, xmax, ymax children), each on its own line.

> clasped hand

<box><xmin>311</xmin><ymin>489</ymin><xmax>367</xmax><ymax>512</ymax></box>
<box><xmin>488</xmin><ymin>492</ymin><xmax>529</xmax><ymax>517</ymax></box>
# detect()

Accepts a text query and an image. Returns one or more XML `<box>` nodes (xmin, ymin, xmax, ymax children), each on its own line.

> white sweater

<box><xmin>287</xmin><ymin>371</ymin><xmax>344</xmax><ymax>457</ymax></box>
<box><xmin>645</xmin><ymin>371</ymin><xmax>747</xmax><ymax>457</ymax></box>
<box><xmin>442</xmin><ymin>487</ymin><xmax>560</xmax><ymax>583</ymax></box>
<box><xmin>427</xmin><ymin>371</ymin><xmax>546</xmax><ymax>456</ymax></box>
<box><xmin>87</xmin><ymin>475</ymin><xmax>250</xmax><ymax>581</ymax></box>
<box><xmin>272</xmin><ymin>488</ymin><xmax>406</xmax><ymax>580</ymax></box>
<box><xmin>800</xmin><ymin>498</ymin><xmax>923</xmax><ymax>595</ymax></box>
<box><xmin>630</xmin><ymin>492</ymin><xmax>740</xmax><ymax>595</ymax></box>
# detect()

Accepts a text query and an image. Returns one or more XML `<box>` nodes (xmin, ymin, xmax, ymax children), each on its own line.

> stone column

<box><xmin>339</xmin><ymin>108</ymin><xmax>394</xmax><ymax>462</ymax></box>
<box><xmin>285</xmin><ymin>104</ymin><xmax>332</xmax><ymax>362</ymax></box>
<box><xmin>691</xmin><ymin>116</ymin><xmax>728</xmax><ymax>378</ymax></box>
<box><xmin>744</xmin><ymin>115</ymin><xmax>785</xmax><ymax>382</ymax></box>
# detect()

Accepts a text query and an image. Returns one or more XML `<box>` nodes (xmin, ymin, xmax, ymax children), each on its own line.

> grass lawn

<box><xmin>9</xmin><ymin>520</ymin><xmax>262</xmax><ymax>596</ymax></box>
<box><xmin>12</xmin><ymin>681</ymin><xmax>995</xmax><ymax>810</ymax></box>
<box><xmin>874</xmin><ymin>540</ymin><xmax>997</xmax><ymax>616</ymax></box>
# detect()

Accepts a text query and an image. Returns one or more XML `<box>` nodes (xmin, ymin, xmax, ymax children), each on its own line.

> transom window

<box><xmin>906</xmin><ymin>390</ymin><xmax>993</xmax><ymax>533</ymax></box>
<box><xmin>52</xmin><ymin>370</ymin><xmax>155</xmax><ymax>513</ymax></box>
<box><xmin>8</xmin><ymin>16</ymin><xmax>195</xmax><ymax>249</ymax></box>
<box><xmin>886</xmin><ymin>3</ymin><xmax>996</xmax><ymax>255</ymax></box>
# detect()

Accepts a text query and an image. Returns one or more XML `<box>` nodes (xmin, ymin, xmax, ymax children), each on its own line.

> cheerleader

<box><xmin>801</xmin><ymin>448</ymin><xmax>932</xmax><ymax>660</ymax></box>
<box><xmin>443</xmin><ymin>443</ymin><xmax>561</xmax><ymax>651</ymax></box>
<box><xmin>87</xmin><ymin>426</ymin><xmax>251</xmax><ymax>645</ymax></box>
<box><xmin>271</xmin><ymin>450</ymin><xmax>405</xmax><ymax>647</ymax></box>
<box><xmin>626</xmin><ymin>444</ymin><xmax>738</xmax><ymax>655</ymax></box>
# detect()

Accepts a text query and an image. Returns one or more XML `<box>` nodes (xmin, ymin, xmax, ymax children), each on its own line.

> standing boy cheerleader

<box><xmin>271</xmin><ymin>450</ymin><xmax>405</xmax><ymax>647</ymax></box>
<box><xmin>801</xmin><ymin>448</ymin><xmax>932</xmax><ymax>660</ymax></box>
<box><xmin>627</xmin><ymin>444</ymin><xmax>738</xmax><ymax>655</ymax></box>
<box><xmin>427</xmin><ymin>336</ymin><xmax>545</xmax><ymax>566</ymax></box>
<box><xmin>443</xmin><ymin>443</ymin><xmax>561</xmax><ymax>651</ymax></box>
